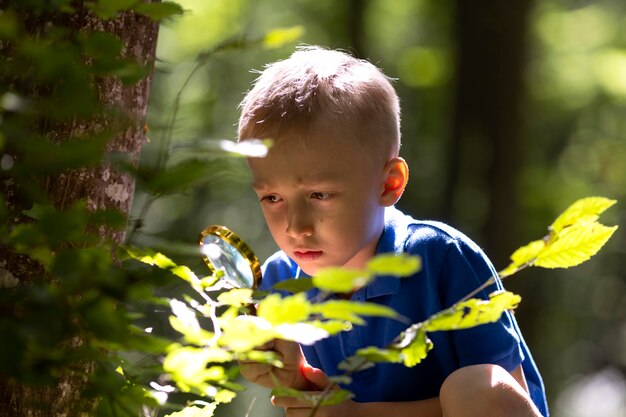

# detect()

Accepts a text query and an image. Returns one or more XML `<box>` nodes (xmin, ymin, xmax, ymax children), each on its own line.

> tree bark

<box><xmin>445</xmin><ymin>0</ymin><xmax>533</xmax><ymax>265</ymax></box>
<box><xmin>0</xmin><ymin>3</ymin><xmax>159</xmax><ymax>417</ymax></box>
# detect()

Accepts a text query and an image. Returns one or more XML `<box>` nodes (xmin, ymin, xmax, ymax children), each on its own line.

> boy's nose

<box><xmin>285</xmin><ymin>204</ymin><xmax>313</xmax><ymax>238</ymax></box>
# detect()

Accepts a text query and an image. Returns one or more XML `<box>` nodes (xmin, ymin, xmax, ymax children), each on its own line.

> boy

<box><xmin>237</xmin><ymin>46</ymin><xmax>548</xmax><ymax>417</ymax></box>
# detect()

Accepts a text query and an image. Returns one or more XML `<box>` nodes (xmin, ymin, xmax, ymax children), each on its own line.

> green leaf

<box><xmin>262</xmin><ymin>26</ymin><xmax>305</xmax><ymax>49</ymax></box>
<box><xmin>499</xmin><ymin>240</ymin><xmax>544</xmax><ymax>278</ymax></box>
<box><xmin>164</xmin><ymin>347</ymin><xmax>235</xmax><ymax>398</ymax></box>
<box><xmin>354</xmin><ymin>346</ymin><xmax>403</xmax><ymax>364</ymax></box>
<box><xmin>308</xmin><ymin>319</ymin><xmax>353</xmax><ymax>335</ymax></box>
<box><xmin>80</xmin><ymin>31</ymin><xmax>123</xmax><ymax>61</ymax></box>
<box><xmin>399</xmin><ymin>328</ymin><xmax>433</xmax><ymax>367</ymax></box>
<box><xmin>133</xmin><ymin>2</ymin><xmax>184</xmax><ymax>21</ymax></box>
<box><xmin>424</xmin><ymin>291</ymin><xmax>521</xmax><ymax>332</ymax></box>
<box><xmin>391</xmin><ymin>325</ymin><xmax>433</xmax><ymax>367</ymax></box>
<box><xmin>168</xmin><ymin>300</ymin><xmax>215</xmax><ymax>346</ymax></box>
<box><xmin>311</xmin><ymin>300</ymin><xmax>398</xmax><ymax>325</ymax></box>
<box><xmin>272</xmin><ymin>322</ymin><xmax>330</xmax><ymax>345</ymax></box>
<box><xmin>165</xmin><ymin>404</ymin><xmax>216</xmax><ymax>417</ymax></box>
<box><xmin>86</xmin><ymin>0</ymin><xmax>138</xmax><ymax>20</ymax></box>
<box><xmin>218</xmin><ymin>315</ymin><xmax>275</xmax><ymax>352</ymax></box>
<box><xmin>366</xmin><ymin>253</ymin><xmax>421</xmax><ymax>277</ymax></box>
<box><xmin>124</xmin><ymin>247</ymin><xmax>200</xmax><ymax>283</ymax></box>
<box><xmin>173</xmin><ymin>138</ymin><xmax>271</xmax><ymax>158</ymax></box>
<box><xmin>257</xmin><ymin>293</ymin><xmax>312</xmax><ymax>324</ymax></box>
<box><xmin>271</xmin><ymin>385</ymin><xmax>353</xmax><ymax>406</ymax></box>
<box><xmin>312</xmin><ymin>268</ymin><xmax>372</xmax><ymax>293</ymax></box>
<box><xmin>217</xmin><ymin>288</ymin><xmax>253</xmax><ymax>307</ymax></box>
<box><xmin>535</xmin><ymin>222</ymin><xmax>618</xmax><ymax>269</ymax></box>
<box><xmin>550</xmin><ymin>196</ymin><xmax>617</xmax><ymax>233</ymax></box>
<box><xmin>272</xmin><ymin>276</ymin><xmax>314</xmax><ymax>293</ymax></box>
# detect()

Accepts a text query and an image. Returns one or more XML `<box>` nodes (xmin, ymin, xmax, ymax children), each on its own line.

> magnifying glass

<box><xmin>198</xmin><ymin>225</ymin><xmax>262</xmax><ymax>290</ymax></box>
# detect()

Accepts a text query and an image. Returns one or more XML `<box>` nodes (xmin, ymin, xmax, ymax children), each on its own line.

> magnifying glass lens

<box><xmin>199</xmin><ymin>226</ymin><xmax>261</xmax><ymax>290</ymax></box>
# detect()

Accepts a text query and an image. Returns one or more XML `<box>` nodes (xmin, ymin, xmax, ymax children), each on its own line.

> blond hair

<box><xmin>238</xmin><ymin>46</ymin><xmax>401</xmax><ymax>159</ymax></box>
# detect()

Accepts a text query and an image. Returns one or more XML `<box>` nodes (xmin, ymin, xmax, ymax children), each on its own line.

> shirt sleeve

<box><xmin>438</xmin><ymin>234</ymin><xmax>525</xmax><ymax>372</ymax></box>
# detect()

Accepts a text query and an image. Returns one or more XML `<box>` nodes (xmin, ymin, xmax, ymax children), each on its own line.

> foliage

<box><xmin>0</xmin><ymin>2</ymin><xmax>620</xmax><ymax>417</ymax></box>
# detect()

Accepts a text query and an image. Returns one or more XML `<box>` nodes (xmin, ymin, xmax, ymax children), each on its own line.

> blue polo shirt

<box><xmin>260</xmin><ymin>206</ymin><xmax>548</xmax><ymax>416</ymax></box>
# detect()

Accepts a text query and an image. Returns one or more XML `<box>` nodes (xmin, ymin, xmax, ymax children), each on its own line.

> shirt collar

<box><xmin>362</xmin><ymin>206</ymin><xmax>409</xmax><ymax>299</ymax></box>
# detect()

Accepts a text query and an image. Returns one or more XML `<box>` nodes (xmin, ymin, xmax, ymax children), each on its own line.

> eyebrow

<box><xmin>252</xmin><ymin>175</ymin><xmax>341</xmax><ymax>190</ymax></box>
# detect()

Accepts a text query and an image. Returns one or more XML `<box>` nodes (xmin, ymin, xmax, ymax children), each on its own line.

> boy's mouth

<box><xmin>293</xmin><ymin>250</ymin><xmax>323</xmax><ymax>262</ymax></box>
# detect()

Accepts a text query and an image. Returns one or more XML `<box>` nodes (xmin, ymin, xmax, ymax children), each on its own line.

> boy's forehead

<box><xmin>249</xmin><ymin>158</ymin><xmax>347</xmax><ymax>188</ymax></box>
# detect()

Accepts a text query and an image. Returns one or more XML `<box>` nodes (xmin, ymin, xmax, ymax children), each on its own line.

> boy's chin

<box><xmin>296</xmin><ymin>263</ymin><xmax>319</xmax><ymax>277</ymax></box>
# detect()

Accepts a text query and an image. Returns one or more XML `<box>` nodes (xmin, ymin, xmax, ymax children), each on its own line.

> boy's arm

<box><xmin>273</xmin><ymin>365</ymin><xmax>540</xmax><ymax>417</ymax></box>
<box><xmin>272</xmin><ymin>366</ymin><xmax>443</xmax><ymax>417</ymax></box>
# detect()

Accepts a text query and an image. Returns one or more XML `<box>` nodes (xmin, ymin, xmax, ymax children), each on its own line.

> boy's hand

<box><xmin>239</xmin><ymin>339</ymin><xmax>312</xmax><ymax>390</ymax></box>
<box><xmin>272</xmin><ymin>366</ymin><xmax>358</xmax><ymax>417</ymax></box>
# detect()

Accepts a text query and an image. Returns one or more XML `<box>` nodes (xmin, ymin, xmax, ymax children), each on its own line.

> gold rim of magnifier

<box><xmin>198</xmin><ymin>225</ymin><xmax>262</xmax><ymax>289</ymax></box>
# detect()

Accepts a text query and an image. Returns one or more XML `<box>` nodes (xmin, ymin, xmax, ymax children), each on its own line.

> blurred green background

<box><xmin>132</xmin><ymin>1</ymin><xmax>626</xmax><ymax>416</ymax></box>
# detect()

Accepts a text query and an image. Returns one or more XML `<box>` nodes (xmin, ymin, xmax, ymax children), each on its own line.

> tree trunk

<box><xmin>347</xmin><ymin>0</ymin><xmax>367</xmax><ymax>58</ymax></box>
<box><xmin>444</xmin><ymin>0</ymin><xmax>533</xmax><ymax>265</ymax></box>
<box><xmin>0</xmin><ymin>3</ymin><xmax>159</xmax><ymax>416</ymax></box>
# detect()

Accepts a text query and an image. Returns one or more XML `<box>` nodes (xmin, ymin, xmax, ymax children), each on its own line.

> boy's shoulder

<box><xmin>383</xmin><ymin>206</ymin><xmax>483</xmax><ymax>256</ymax></box>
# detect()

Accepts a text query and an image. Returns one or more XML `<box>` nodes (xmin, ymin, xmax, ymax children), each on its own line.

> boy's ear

<box><xmin>380</xmin><ymin>157</ymin><xmax>409</xmax><ymax>206</ymax></box>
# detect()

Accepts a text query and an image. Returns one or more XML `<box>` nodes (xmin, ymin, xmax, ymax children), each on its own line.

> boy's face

<box><xmin>247</xmin><ymin>132</ymin><xmax>388</xmax><ymax>277</ymax></box>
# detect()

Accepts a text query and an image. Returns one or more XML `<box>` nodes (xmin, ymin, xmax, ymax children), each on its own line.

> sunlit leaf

<box><xmin>550</xmin><ymin>196</ymin><xmax>616</xmax><ymax>233</ymax></box>
<box><xmin>125</xmin><ymin>247</ymin><xmax>200</xmax><ymax>283</ymax></box>
<box><xmin>218</xmin><ymin>315</ymin><xmax>275</xmax><ymax>352</ymax></box>
<box><xmin>262</xmin><ymin>26</ymin><xmax>305</xmax><ymax>49</ymax></box>
<box><xmin>308</xmin><ymin>320</ymin><xmax>353</xmax><ymax>335</ymax></box>
<box><xmin>388</xmin><ymin>323</ymin><xmax>433</xmax><ymax>367</ymax></box>
<box><xmin>354</xmin><ymin>346</ymin><xmax>403</xmax><ymax>364</ymax></box>
<box><xmin>257</xmin><ymin>293</ymin><xmax>312</xmax><ymax>324</ymax></box>
<box><xmin>168</xmin><ymin>316</ymin><xmax>214</xmax><ymax>346</ymax></box>
<box><xmin>214</xmin><ymin>388</ymin><xmax>237</xmax><ymax>403</ymax></box>
<box><xmin>499</xmin><ymin>240</ymin><xmax>545</xmax><ymax>278</ymax></box>
<box><xmin>169</xmin><ymin>299</ymin><xmax>207</xmax><ymax>342</ymax></box>
<box><xmin>217</xmin><ymin>288</ymin><xmax>253</xmax><ymax>307</ymax></box>
<box><xmin>366</xmin><ymin>253</ymin><xmax>421</xmax><ymax>277</ymax></box>
<box><xmin>313</xmin><ymin>268</ymin><xmax>372</xmax><ymax>293</ymax></box>
<box><xmin>399</xmin><ymin>326</ymin><xmax>433</xmax><ymax>367</ymax></box>
<box><xmin>165</xmin><ymin>404</ymin><xmax>216</xmax><ymax>417</ymax></box>
<box><xmin>163</xmin><ymin>347</ymin><xmax>229</xmax><ymax>392</ymax></box>
<box><xmin>424</xmin><ymin>291</ymin><xmax>521</xmax><ymax>332</ymax></box>
<box><xmin>311</xmin><ymin>300</ymin><xmax>398</xmax><ymax>325</ymax></box>
<box><xmin>535</xmin><ymin>222</ymin><xmax>618</xmax><ymax>268</ymax></box>
<box><xmin>273</xmin><ymin>323</ymin><xmax>329</xmax><ymax>345</ymax></box>
<box><xmin>272</xmin><ymin>276</ymin><xmax>314</xmax><ymax>293</ymax></box>
<box><xmin>172</xmin><ymin>138</ymin><xmax>272</xmax><ymax>158</ymax></box>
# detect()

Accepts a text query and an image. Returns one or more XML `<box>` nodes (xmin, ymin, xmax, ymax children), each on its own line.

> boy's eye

<box><xmin>260</xmin><ymin>194</ymin><xmax>281</xmax><ymax>203</ymax></box>
<box><xmin>310</xmin><ymin>192</ymin><xmax>333</xmax><ymax>200</ymax></box>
